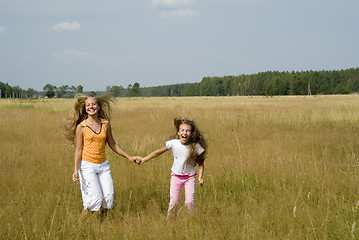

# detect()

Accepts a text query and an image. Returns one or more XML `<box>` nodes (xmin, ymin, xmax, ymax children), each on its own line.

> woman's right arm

<box><xmin>141</xmin><ymin>146</ymin><xmax>168</xmax><ymax>164</ymax></box>
<box><xmin>72</xmin><ymin>124</ymin><xmax>83</xmax><ymax>182</ymax></box>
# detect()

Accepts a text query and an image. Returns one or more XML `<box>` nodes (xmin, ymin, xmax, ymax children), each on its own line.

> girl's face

<box><xmin>85</xmin><ymin>97</ymin><xmax>100</xmax><ymax>116</ymax></box>
<box><xmin>177</xmin><ymin>123</ymin><xmax>192</xmax><ymax>145</ymax></box>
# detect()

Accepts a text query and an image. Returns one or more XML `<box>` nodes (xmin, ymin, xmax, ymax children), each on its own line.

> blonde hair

<box><xmin>172</xmin><ymin>118</ymin><xmax>207</xmax><ymax>165</ymax></box>
<box><xmin>64</xmin><ymin>94</ymin><xmax>115</xmax><ymax>142</ymax></box>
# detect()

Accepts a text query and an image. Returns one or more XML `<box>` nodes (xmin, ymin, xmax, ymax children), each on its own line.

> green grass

<box><xmin>1</xmin><ymin>95</ymin><xmax>359</xmax><ymax>239</ymax></box>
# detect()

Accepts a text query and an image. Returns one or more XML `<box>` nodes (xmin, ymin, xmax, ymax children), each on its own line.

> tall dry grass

<box><xmin>1</xmin><ymin>95</ymin><xmax>359</xmax><ymax>239</ymax></box>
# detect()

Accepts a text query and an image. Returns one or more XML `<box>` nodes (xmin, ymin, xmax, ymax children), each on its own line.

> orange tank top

<box><xmin>80</xmin><ymin>118</ymin><xmax>108</xmax><ymax>164</ymax></box>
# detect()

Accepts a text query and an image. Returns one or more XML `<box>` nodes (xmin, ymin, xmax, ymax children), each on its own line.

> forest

<box><xmin>1</xmin><ymin>67</ymin><xmax>359</xmax><ymax>98</ymax></box>
<box><xmin>136</xmin><ymin>67</ymin><xmax>359</xmax><ymax>97</ymax></box>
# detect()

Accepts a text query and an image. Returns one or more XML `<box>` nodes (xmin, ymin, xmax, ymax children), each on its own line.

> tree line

<box><xmin>1</xmin><ymin>67</ymin><xmax>359</xmax><ymax>98</ymax></box>
<box><xmin>0</xmin><ymin>83</ymin><xmax>85</xmax><ymax>98</ymax></box>
<box><xmin>0</xmin><ymin>82</ymin><xmax>39</xmax><ymax>98</ymax></box>
<box><xmin>0</xmin><ymin>81</ymin><xmax>138</xmax><ymax>99</ymax></box>
<box><xmin>133</xmin><ymin>67</ymin><xmax>359</xmax><ymax>97</ymax></box>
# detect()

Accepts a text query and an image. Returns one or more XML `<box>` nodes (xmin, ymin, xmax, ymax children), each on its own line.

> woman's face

<box><xmin>177</xmin><ymin>123</ymin><xmax>192</xmax><ymax>145</ymax></box>
<box><xmin>85</xmin><ymin>97</ymin><xmax>100</xmax><ymax>116</ymax></box>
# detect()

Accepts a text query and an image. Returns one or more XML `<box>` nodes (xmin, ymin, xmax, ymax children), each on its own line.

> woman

<box><xmin>64</xmin><ymin>94</ymin><xmax>140</xmax><ymax>222</ymax></box>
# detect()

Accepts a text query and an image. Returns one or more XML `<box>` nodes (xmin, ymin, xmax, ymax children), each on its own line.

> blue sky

<box><xmin>0</xmin><ymin>0</ymin><xmax>358</xmax><ymax>91</ymax></box>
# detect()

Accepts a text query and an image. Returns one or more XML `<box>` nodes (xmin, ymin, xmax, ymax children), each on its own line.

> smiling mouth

<box><xmin>87</xmin><ymin>108</ymin><xmax>97</xmax><ymax>113</ymax></box>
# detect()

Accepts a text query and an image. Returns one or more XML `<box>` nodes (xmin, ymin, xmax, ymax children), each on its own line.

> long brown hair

<box><xmin>172</xmin><ymin>118</ymin><xmax>207</xmax><ymax>165</ymax></box>
<box><xmin>64</xmin><ymin>93</ymin><xmax>115</xmax><ymax>143</ymax></box>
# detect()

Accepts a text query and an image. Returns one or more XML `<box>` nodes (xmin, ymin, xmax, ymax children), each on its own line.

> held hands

<box><xmin>129</xmin><ymin>156</ymin><xmax>143</xmax><ymax>164</ymax></box>
<box><xmin>129</xmin><ymin>156</ymin><xmax>147</xmax><ymax>165</ymax></box>
<box><xmin>137</xmin><ymin>157</ymin><xmax>149</xmax><ymax>165</ymax></box>
<box><xmin>138</xmin><ymin>157</ymin><xmax>147</xmax><ymax>165</ymax></box>
<box><xmin>129</xmin><ymin>156</ymin><xmax>150</xmax><ymax>164</ymax></box>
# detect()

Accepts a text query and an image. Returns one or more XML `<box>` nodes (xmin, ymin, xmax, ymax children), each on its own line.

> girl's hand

<box><xmin>135</xmin><ymin>156</ymin><xmax>143</xmax><ymax>164</ymax></box>
<box><xmin>137</xmin><ymin>157</ymin><xmax>144</xmax><ymax>165</ymax></box>
<box><xmin>72</xmin><ymin>172</ymin><xmax>79</xmax><ymax>182</ymax></box>
<box><xmin>139</xmin><ymin>157</ymin><xmax>148</xmax><ymax>165</ymax></box>
<box><xmin>198</xmin><ymin>178</ymin><xmax>204</xmax><ymax>187</ymax></box>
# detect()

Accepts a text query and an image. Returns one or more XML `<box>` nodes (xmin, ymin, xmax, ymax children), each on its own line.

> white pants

<box><xmin>79</xmin><ymin>160</ymin><xmax>114</xmax><ymax>211</ymax></box>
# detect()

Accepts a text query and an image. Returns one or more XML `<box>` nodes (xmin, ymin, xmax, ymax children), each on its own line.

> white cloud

<box><xmin>51</xmin><ymin>21</ymin><xmax>82</xmax><ymax>32</ymax></box>
<box><xmin>152</xmin><ymin>0</ymin><xmax>192</xmax><ymax>8</ymax></box>
<box><xmin>160</xmin><ymin>8</ymin><xmax>199</xmax><ymax>18</ymax></box>
<box><xmin>0</xmin><ymin>26</ymin><xmax>7</xmax><ymax>34</ymax></box>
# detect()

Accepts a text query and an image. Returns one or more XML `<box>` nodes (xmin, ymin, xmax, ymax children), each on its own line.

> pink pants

<box><xmin>168</xmin><ymin>173</ymin><xmax>196</xmax><ymax>215</ymax></box>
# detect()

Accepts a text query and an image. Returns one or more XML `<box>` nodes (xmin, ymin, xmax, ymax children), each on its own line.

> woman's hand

<box><xmin>72</xmin><ymin>171</ymin><xmax>79</xmax><ymax>182</ymax></box>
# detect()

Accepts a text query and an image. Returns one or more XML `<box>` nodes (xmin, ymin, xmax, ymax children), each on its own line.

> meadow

<box><xmin>1</xmin><ymin>95</ymin><xmax>359</xmax><ymax>239</ymax></box>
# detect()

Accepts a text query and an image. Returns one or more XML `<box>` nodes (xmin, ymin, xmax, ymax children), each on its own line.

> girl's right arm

<box><xmin>141</xmin><ymin>146</ymin><xmax>168</xmax><ymax>164</ymax></box>
<box><xmin>72</xmin><ymin>124</ymin><xmax>83</xmax><ymax>182</ymax></box>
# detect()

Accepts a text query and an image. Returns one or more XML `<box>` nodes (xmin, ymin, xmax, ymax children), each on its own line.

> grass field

<box><xmin>1</xmin><ymin>95</ymin><xmax>359</xmax><ymax>239</ymax></box>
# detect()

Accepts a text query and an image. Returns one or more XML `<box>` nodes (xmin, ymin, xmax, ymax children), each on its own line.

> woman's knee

<box><xmin>102</xmin><ymin>193</ymin><xmax>114</xmax><ymax>209</ymax></box>
<box><xmin>87</xmin><ymin>194</ymin><xmax>104</xmax><ymax>211</ymax></box>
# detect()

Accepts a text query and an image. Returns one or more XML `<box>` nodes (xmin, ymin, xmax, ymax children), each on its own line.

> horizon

<box><xmin>2</xmin><ymin>66</ymin><xmax>358</xmax><ymax>92</ymax></box>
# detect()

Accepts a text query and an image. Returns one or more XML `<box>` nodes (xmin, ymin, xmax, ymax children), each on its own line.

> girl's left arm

<box><xmin>106</xmin><ymin>122</ymin><xmax>140</xmax><ymax>163</ymax></box>
<box><xmin>197</xmin><ymin>152</ymin><xmax>205</xmax><ymax>186</ymax></box>
<box><xmin>197</xmin><ymin>163</ymin><xmax>204</xmax><ymax>186</ymax></box>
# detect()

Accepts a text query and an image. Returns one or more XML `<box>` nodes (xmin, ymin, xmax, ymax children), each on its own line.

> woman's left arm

<box><xmin>106</xmin><ymin>122</ymin><xmax>139</xmax><ymax>163</ymax></box>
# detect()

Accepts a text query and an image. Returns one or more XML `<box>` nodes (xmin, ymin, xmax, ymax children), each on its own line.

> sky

<box><xmin>0</xmin><ymin>0</ymin><xmax>358</xmax><ymax>91</ymax></box>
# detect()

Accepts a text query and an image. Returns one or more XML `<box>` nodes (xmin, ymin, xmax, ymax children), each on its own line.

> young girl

<box><xmin>64</xmin><ymin>94</ymin><xmax>140</xmax><ymax>222</ymax></box>
<box><xmin>140</xmin><ymin>118</ymin><xmax>207</xmax><ymax>217</ymax></box>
